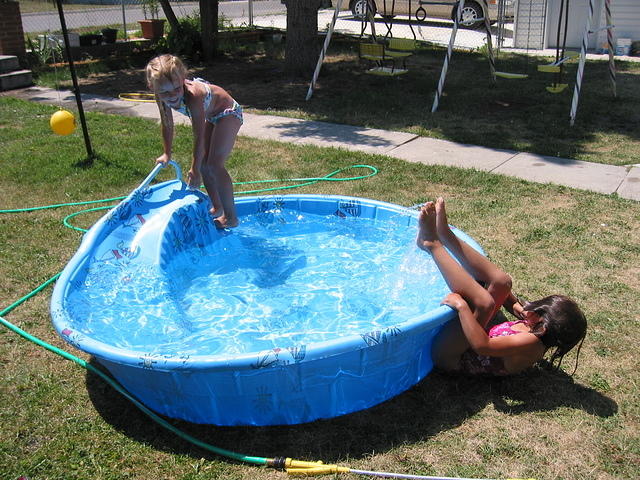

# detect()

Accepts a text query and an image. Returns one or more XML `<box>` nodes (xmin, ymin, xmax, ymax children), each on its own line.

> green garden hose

<box><xmin>3</xmin><ymin>164</ymin><xmax>378</xmax><ymax>232</ymax></box>
<box><xmin>0</xmin><ymin>164</ymin><xmax>378</xmax><ymax>468</ymax></box>
<box><xmin>0</xmin><ymin>162</ymin><xmax>530</xmax><ymax>479</ymax></box>
<box><xmin>0</xmin><ymin>280</ymin><xmax>267</xmax><ymax>466</ymax></box>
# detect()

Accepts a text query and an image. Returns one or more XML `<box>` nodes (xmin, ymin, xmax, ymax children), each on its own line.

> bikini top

<box><xmin>488</xmin><ymin>320</ymin><xmax>526</xmax><ymax>338</ymax></box>
<box><xmin>172</xmin><ymin>78</ymin><xmax>213</xmax><ymax>118</ymax></box>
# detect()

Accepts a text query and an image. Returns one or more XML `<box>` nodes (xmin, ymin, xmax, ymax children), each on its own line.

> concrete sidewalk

<box><xmin>6</xmin><ymin>86</ymin><xmax>639</xmax><ymax>201</ymax></box>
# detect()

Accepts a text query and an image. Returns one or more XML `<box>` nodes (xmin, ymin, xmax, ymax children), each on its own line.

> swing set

<box><xmin>308</xmin><ymin>0</ymin><xmax>617</xmax><ymax>126</ymax></box>
<box><xmin>537</xmin><ymin>0</ymin><xmax>577</xmax><ymax>93</ymax></box>
<box><xmin>306</xmin><ymin>0</ymin><xmax>419</xmax><ymax>99</ymax></box>
<box><xmin>493</xmin><ymin>0</ymin><xmax>537</xmax><ymax>80</ymax></box>
<box><xmin>361</xmin><ymin>0</ymin><xmax>419</xmax><ymax>75</ymax></box>
<box><xmin>432</xmin><ymin>0</ymin><xmax>617</xmax><ymax>125</ymax></box>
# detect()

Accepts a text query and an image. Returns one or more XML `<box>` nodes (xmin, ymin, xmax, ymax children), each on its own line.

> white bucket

<box><xmin>616</xmin><ymin>38</ymin><xmax>631</xmax><ymax>56</ymax></box>
<box><xmin>38</xmin><ymin>33</ymin><xmax>80</xmax><ymax>50</ymax></box>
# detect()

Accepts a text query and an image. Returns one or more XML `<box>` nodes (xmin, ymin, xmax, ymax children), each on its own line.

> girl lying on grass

<box><xmin>417</xmin><ymin>198</ymin><xmax>587</xmax><ymax>376</ymax></box>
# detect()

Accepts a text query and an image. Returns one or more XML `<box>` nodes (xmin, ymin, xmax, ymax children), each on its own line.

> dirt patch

<box><xmin>76</xmin><ymin>51</ymin><xmax>342</xmax><ymax>112</ymax></box>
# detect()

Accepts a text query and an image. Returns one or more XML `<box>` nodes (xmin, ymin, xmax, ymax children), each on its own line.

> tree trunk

<box><xmin>200</xmin><ymin>0</ymin><xmax>219</xmax><ymax>62</ymax></box>
<box><xmin>158</xmin><ymin>0</ymin><xmax>180</xmax><ymax>33</ymax></box>
<box><xmin>282</xmin><ymin>0</ymin><xmax>324</xmax><ymax>77</ymax></box>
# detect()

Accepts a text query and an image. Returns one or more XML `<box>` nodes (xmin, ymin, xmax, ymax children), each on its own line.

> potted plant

<box><xmin>79</xmin><ymin>30</ymin><xmax>103</xmax><ymax>46</ymax></box>
<box><xmin>101</xmin><ymin>28</ymin><xmax>118</xmax><ymax>44</ymax></box>
<box><xmin>138</xmin><ymin>0</ymin><xmax>165</xmax><ymax>40</ymax></box>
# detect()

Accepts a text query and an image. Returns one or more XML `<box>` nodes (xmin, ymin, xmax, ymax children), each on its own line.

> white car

<box><xmin>348</xmin><ymin>0</ymin><xmax>514</xmax><ymax>30</ymax></box>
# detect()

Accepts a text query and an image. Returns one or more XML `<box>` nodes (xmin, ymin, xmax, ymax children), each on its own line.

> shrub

<box><xmin>159</xmin><ymin>13</ymin><xmax>203</xmax><ymax>60</ymax></box>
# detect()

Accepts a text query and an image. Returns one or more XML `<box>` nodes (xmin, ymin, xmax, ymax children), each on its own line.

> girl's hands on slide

<box><xmin>441</xmin><ymin>293</ymin><xmax>469</xmax><ymax>312</ymax></box>
<box><xmin>155</xmin><ymin>153</ymin><xmax>170</xmax><ymax>165</ymax></box>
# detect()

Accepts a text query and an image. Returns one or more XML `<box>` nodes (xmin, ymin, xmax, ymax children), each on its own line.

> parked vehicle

<box><xmin>348</xmin><ymin>0</ymin><xmax>514</xmax><ymax>30</ymax></box>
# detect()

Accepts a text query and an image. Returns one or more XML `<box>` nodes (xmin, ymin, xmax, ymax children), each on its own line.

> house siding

<box><xmin>519</xmin><ymin>0</ymin><xmax>639</xmax><ymax>50</ymax></box>
<box><xmin>594</xmin><ymin>0</ymin><xmax>640</xmax><ymax>51</ymax></box>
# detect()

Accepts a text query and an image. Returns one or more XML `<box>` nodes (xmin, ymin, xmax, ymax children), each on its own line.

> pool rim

<box><xmin>51</xmin><ymin>191</ymin><xmax>483</xmax><ymax>371</ymax></box>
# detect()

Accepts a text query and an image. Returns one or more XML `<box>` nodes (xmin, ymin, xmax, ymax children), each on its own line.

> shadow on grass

<box><xmin>73</xmin><ymin>152</ymin><xmax>104</xmax><ymax>169</ymax></box>
<box><xmin>61</xmin><ymin>45</ymin><xmax>640</xmax><ymax>166</ymax></box>
<box><xmin>85</xmin><ymin>357</ymin><xmax>616</xmax><ymax>463</ymax></box>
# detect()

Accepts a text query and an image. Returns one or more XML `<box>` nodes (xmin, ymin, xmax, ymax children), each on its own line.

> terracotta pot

<box><xmin>138</xmin><ymin>19</ymin><xmax>165</xmax><ymax>40</ymax></box>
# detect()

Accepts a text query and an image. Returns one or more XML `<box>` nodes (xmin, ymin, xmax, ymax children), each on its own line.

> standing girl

<box><xmin>417</xmin><ymin>198</ymin><xmax>587</xmax><ymax>376</ymax></box>
<box><xmin>146</xmin><ymin>54</ymin><xmax>243</xmax><ymax>228</ymax></box>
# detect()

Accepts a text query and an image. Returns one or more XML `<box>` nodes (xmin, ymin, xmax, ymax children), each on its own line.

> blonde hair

<box><xmin>145</xmin><ymin>54</ymin><xmax>188</xmax><ymax>90</ymax></box>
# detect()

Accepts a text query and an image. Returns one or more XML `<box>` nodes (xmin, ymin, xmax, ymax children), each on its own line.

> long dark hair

<box><xmin>523</xmin><ymin>295</ymin><xmax>587</xmax><ymax>373</ymax></box>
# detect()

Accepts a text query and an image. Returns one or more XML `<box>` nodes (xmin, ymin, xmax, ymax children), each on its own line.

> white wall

<box><xmin>596</xmin><ymin>0</ymin><xmax>639</xmax><ymax>51</ymax></box>
<box><xmin>545</xmin><ymin>0</ymin><xmax>640</xmax><ymax>50</ymax></box>
<box><xmin>545</xmin><ymin>0</ymin><xmax>592</xmax><ymax>49</ymax></box>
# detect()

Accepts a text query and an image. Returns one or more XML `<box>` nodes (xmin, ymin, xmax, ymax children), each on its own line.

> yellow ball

<box><xmin>50</xmin><ymin>109</ymin><xmax>76</xmax><ymax>136</ymax></box>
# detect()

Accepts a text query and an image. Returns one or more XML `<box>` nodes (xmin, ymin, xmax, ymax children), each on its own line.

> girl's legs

<box><xmin>200</xmin><ymin>122</ymin><xmax>221</xmax><ymax>214</ymax></box>
<box><xmin>417</xmin><ymin>202</ymin><xmax>494</xmax><ymax>371</ymax></box>
<box><xmin>201</xmin><ymin>116</ymin><xmax>242</xmax><ymax>228</ymax></box>
<box><xmin>434</xmin><ymin>197</ymin><xmax>512</xmax><ymax>323</ymax></box>
<box><xmin>417</xmin><ymin>202</ymin><xmax>496</xmax><ymax>324</ymax></box>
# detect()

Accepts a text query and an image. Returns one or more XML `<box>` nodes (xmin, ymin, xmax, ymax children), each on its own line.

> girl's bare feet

<box><xmin>214</xmin><ymin>214</ymin><xmax>238</xmax><ymax>229</ymax></box>
<box><xmin>416</xmin><ymin>202</ymin><xmax>441</xmax><ymax>251</ymax></box>
<box><xmin>435</xmin><ymin>197</ymin><xmax>452</xmax><ymax>238</ymax></box>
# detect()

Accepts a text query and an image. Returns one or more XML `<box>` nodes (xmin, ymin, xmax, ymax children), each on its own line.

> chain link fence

<box><xmin>18</xmin><ymin>0</ymin><xmax>524</xmax><ymax>51</ymax></box>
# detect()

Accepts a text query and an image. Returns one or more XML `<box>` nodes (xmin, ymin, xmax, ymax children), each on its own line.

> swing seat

<box><xmin>495</xmin><ymin>71</ymin><xmax>528</xmax><ymax>79</ymax></box>
<box><xmin>385</xmin><ymin>38</ymin><xmax>416</xmax><ymax>58</ymax></box>
<box><xmin>538</xmin><ymin>64</ymin><xmax>561</xmax><ymax>73</ymax></box>
<box><xmin>365</xmin><ymin>66</ymin><xmax>408</xmax><ymax>76</ymax></box>
<box><xmin>538</xmin><ymin>51</ymin><xmax>579</xmax><ymax>73</ymax></box>
<box><xmin>384</xmin><ymin>38</ymin><xmax>415</xmax><ymax>70</ymax></box>
<box><xmin>359</xmin><ymin>43</ymin><xmax>388</xmax><ymax>62</ymax></box>
<box><xmin>546</xmin><ymin>83</ymin><xmax>568</xmax><ymax>94</ymax></box>
<box><xmin>359</xmin><ymin>43</ymin><xmax>408</xmax><ymax>77</ymax></box>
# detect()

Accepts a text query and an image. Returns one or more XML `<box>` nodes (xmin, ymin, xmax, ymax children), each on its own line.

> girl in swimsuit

<box><xmin>416</xmin><ymin>198</ymin><xmax>587</xmax><ymax>376</ymax></box>
<box><xmin>146</xmin><ymin>54</ymin><xmax>243</xmax><ymax>229</ymax></box>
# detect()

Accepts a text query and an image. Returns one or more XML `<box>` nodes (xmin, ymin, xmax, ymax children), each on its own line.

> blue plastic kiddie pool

<box><xmin>51</xmin><ymin>162</ymin><xmax>484</xmax><ymax>426</ymax></box>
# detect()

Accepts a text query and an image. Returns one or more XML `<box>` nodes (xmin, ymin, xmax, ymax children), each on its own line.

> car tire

<box><xmin>350</xmin><ymin>0</ymin><xmax>377</xmax><ymax>18</ymax></box>
<box><xmin>452</xmin><ymin>1</ymin><xmax>484</xmax><ymax>30</ymax></box>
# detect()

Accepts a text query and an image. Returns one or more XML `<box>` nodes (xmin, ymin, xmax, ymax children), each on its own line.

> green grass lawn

<box><xmin>1</xmin><ymin>98</ymin><xmax>639</xmax><ymax>480</ymax></box>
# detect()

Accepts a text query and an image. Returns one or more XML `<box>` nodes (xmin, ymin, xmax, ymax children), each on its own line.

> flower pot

<box><xmin>39</xmin><ymin>33</ymin><xmax>80</xmax><ymax>49</ymax></box>
<box><xmin>79</xmin><ymin>34</ymin><xmax>103</xmax><ymax>47</ymax></box>
<box><xmin>138</xmin><ymin>19</ymin><xmax>165</xmax><ymax>40</ymax></box>
<box><xmin>101</xmin><ymin>28</ymin><xmax>118</xmax><ymax>44</ymax></box>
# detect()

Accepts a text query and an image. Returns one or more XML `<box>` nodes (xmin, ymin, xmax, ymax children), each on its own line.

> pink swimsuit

<box><xmin>457</xmin><ymin>321</ymin><xmax>525</xmax><ymax>376</ymax></box>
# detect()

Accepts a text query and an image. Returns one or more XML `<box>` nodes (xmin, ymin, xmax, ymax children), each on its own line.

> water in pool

<box><xmin>69</xmin><ymin>209</ymin><xmax>450</xmax><ymax>357</ymax></box>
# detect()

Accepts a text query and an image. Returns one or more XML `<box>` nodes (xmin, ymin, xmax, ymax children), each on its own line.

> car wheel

<box><xmin>452</xmin><ymin>1</ymin><xmax>484</xmax><ymax>30</ymax></box>
<box><xmin>351</xmin><ymin>0</ymin><xmax>377</xmax><ymax>17</ymax></box>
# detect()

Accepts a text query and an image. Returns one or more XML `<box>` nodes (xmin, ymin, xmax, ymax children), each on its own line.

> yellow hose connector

<box><xmin>283</xmin><ymin>458</ymin><xmax>350</xmax><ymax>476</ymax></box>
